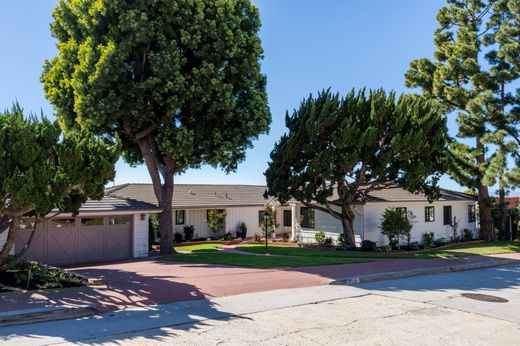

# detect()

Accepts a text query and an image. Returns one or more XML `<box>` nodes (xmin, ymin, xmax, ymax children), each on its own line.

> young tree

<box><xmin>265</xmin><ymin>89</ymin><xmax>447</xmax><ymax>247</ymax></box>
<box><xmin>42</xmin><ymin>0</ymin><xmax>270</xmax><ymax>255</ymax></box>
<box><xmin>207</xmin><ymin>209</ymin><xmax>227</xmax><ymax>234</ymax></box>
<box><xmin>379</xmin><ymin>208</ymin><xmax>413</xmax><ymax>250</ymax></box>
<box><xmin>0</xmin><ymin>105</ymin><xmax>118</xmax><ymax>269</ymax></box>
<box><xmin>405</xmin><ymin>0</ymin><xmax>520</xmax><ymax>241</ymax></box>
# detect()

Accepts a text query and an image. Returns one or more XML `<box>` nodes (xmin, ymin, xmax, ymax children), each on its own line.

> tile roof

<box><xmin>52</xmin><ymin>195</ymin><xmax>161</xmax><ymax>214</ymax></box>
<box><xmin>106</xmin><ymin>183</ymin><xmax>475</xmax><ymax>209</ymax></box>
<box><xmin>106</xmin><ymin>183</ymin><xmax>269</xmax><ymax>208</ymax></box>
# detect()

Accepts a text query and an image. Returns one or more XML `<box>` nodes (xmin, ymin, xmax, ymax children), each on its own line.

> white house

<box><xmin>108</xmin><ymin>184</ymin><xmax>478</xmax><ymax>246</ymax></box>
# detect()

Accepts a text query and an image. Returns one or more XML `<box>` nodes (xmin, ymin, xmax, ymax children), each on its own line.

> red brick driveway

<box><xmin>1</xmin><ymin>254</ymin><xmax>519</xmax><ymax>313</ymax></box>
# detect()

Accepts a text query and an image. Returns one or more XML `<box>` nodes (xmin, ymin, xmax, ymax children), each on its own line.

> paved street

<box><xmin>1</xmin><ymin>264</ymin><xmax>520</xmax><ymax>345</ymax></box>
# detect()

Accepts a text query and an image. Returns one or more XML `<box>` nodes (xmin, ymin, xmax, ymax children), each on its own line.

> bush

<box><xmin>148</xmin><ymin>214</ymin><xmax>160</xmax><ymax>250</ymax></box>
<box><xmin>433</xmin><ymin>238</ymin><xmax>446</xmax><ymax>247</ymax></box>
<box><xmin>237</xmin><ymin>222</ymin><xmax>247</xmax><ymax>239</ymax></box>
<box><xmin>174</xmin><ymin>232</ymin><xmax>184</xmax><ymax>243</ymax></box>
<box><xmin>361</xmin><ymin>240</ymin><xmax>378</xmax><ymax>252</ymax></box>
<box><xmin>207</xmin><ymin>209</ymin><xmax>227</xmax><ymax>234</ymax></box>
<box><xmin>224</xmin><ymin>232</ymin><xmax>232</xmax><ymax>240</ymax></box>
<box><xmin>183</xmin><ymin>225</ymin><xmax>195</xmax><ymax>241</ymax></box>
<box><xmin>281</xmin><ymin>232</ymin><xmax>290</xmax><ymax>242</ymax></box>
<box><xmin>379</xmin><ymin>208</ymin><xmax>412</xmax><ymax>250</ymax></box>
<box><xmin>337</xmin><ymin>233</ymin><xmax>347</xmax><ymax>249</ymax></box>
<box><xmin>323</xmin><ymin>237</ymin><xmax>334</xmax><ymax>247</ymax></box>
<box><xmin>422</xmin><ymin>232</ymin><xmax>435</xmax><ymax>247</ymax></box>
<box><xmin>409</xmin><ymin>242</ymin><xmax>421</xmax><ymax>251</ymax></box>
<box><xmin>462</xmin><ymin>228</ymin><xmax>473</xmax><ymax>241</ymax></box>
<box><xmin>253</xmin><ymin>233</ymin><xmax>262</xmax><ymax>242</ymax></box>
<box><xmin>315</xmin><ymin>229</ymin><xmax>327</xmax><ymax>246</ymax></box>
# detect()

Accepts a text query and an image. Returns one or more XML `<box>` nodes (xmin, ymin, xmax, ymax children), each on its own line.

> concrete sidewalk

<box><xmin>1</xmin><ymin>253</ymin><xmax>519</xmax><ymax>317</ymax></box>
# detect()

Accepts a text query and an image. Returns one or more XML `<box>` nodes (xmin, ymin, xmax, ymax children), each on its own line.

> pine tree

<box><xmin>405</xmin><ymin>0</ymin><xmax>520</xmax><ymax>241</ymax></box>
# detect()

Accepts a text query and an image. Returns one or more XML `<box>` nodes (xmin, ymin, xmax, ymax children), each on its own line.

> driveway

<box><xmin>1</xmin><ymin>253</ymin><xmax>519</xmax><ymax>313</ymax></box>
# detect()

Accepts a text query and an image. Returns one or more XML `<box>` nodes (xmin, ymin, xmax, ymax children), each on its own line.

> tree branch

<box><xmin>135</xmin><ymin>122</ymin><xmax>158</xmax><ymax>140</ymax></box>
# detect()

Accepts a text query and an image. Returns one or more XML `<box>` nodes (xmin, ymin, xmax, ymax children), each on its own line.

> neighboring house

<box><xmin>107</xmin><ymin>183</ymin><xmax>478</xmax><ymax>246</ymax></box>
<box><xmin>0</xmin><ymin>196</ymin><xmax>160</xmax><ymax>266</ymax></box>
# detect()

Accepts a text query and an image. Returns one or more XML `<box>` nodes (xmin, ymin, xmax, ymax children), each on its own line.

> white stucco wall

<box><xmin>0</xmin><ymin>230</ymin><xmax>7</xmax><ymax>252</ymax></box>
<box><xmin>133</xmin><ymin>213</ymin><xmax>149</xmax><ymax>257</ymax></box>
<box><xmin>362</xmin><ymin>201</ymin><xmax>477</xmax><ymax>246</ymax></box>
<box><xmin>174</xmin><ymin>206</ymin><xmax>266</xmax><ymax>239</ymax></box>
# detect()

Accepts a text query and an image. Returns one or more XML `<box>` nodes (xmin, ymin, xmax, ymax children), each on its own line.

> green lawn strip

<box><xmin>174</xmin><ymin>243</ymin><xmax>224</xmax><ymax>253</ymax></box>
<box><xmin>163</xmin><ymin>252</ymin><xmax>370</xmax><ymax>268</ymax></box>
<box><xmin>236</xmin><ymin>241</ymin><xmax>520</xmax><ymax>260</ymax></box>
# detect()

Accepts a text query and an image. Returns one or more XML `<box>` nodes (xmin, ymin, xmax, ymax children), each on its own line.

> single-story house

<box><xmin>0</xmin><ymin>196</ymin><xmax>160</xmax><ymax>265</ymax></box>
<box><xmin>107</xmin><ymin>183</ymin><xmax>478</xmax><ymax>246</ymax></box>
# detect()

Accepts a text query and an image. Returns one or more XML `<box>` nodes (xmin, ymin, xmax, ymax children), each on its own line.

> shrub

<box><xmin>422</xmin><ymin>232</ymin><xmax>435</xmax><ymax>247</ymax></box>
<box><xmin>323</xmin><ymin>237</ymin><xmax>334</xmax><ymax>247</ymax></box>
<box><xmin>409</xmin><ymin>242</ymin><xmax>421</xmax><ymax>251</ymax></box>
<box><xmin>183</xmin><ymin>225</ymin><xmax>195</xmax><ymax>241</ymax></box>
<box><xmin>433</xmin><ymin>238</ymin><xmax>446</xmax><ymax>247</ymax></box>
<box><xmin>379</xmin><ymin>208</ymin><xmax>412</xmax><ymax>250</ymax></box>
<box><xmin>253</xmin><ymin>233</ymin><xmax>262</xmax><ymax>242</ymax></box>
<box><xmin>314</xmin><ymin>229</ymin><xmax>327</xmax><ymax>246</ymax></box>
<box><xmin>5</xmin><ymin>260</ymin><xmax>86</xmax><ymax>290</ymax></box>
<box><xmin>174</xmin><ymin>232</ymin><xmax>184</xmax><ymax>243</ymax></box>
<box><xmin>337</xmin><ymin>233</ymin><xmax>347</xmax><ymax>249</ymax></box>
<box><xmin>237</xmin><ymin>222</ymin><xmax>247</xmax><ymax>239</ymax></box>
<box><xmin>361</xmin><ymin>240</ymin><xmax>378</xmax><ymax>252</ymax></box>
<box><xmin>258</xmin><ymin>205</ymin><xmax>278</xmax><ymax>238</ymax></box>
<box><xmin>281</xmin><ymin>232</ymin><xmax>290</xmax><ymax>242</ymax></box>
<box><xmin>462</xmin><ymin>228</ymin><xmax>473</xmax><ymax>241</ymax></box>
<box><xmin>148</xmin><ymin>214</ymin><xmax>160</xmax><ymax>250</ymax></box>
<box><xmin>207</xmin><ymin>209</ymin><xmax>227</xmax><ymax>234</ymax></box>
<box><xmin>224</xmin><ymin>232</ymin><xmax>232</xmax><ymax>240</ymax></box>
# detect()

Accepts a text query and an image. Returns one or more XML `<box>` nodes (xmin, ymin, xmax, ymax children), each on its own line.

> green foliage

<box><xmin>314</xmin><ymin>229</ymin><xmax>327</xmax><ymax>246</ymax></box>
<box><xmin>379</xmin><ymin>208</ymin><xmax>412</xmax><ymax>249</ymax></box>
<box><xmin>207</xmin><ymin>209</ymin><xmax>227</xmax><ymax>234</ymax></box>
<box><xmin>281</xmin><ymin>232</ymin><xmax>290</xmax><ymax>242</ymax></box>
<box><xmin>237</xmin><ymin>222</ymin><xmax>247</xmax><ymax>238</ymax></box>
<box><xmin>405</xmin><ymin>0</ymin><xmax>520</xmax><ymax>240</ymax></box>
<box><xmin>183</xmin><ymin>225</ymin><xmax>195</xmax><ymax>241</ymax></box>
<box><xmin>253</xmin><ymin>233</ymin><xmax>262</xmax><ymax>242</ymax></box>
<box><xmin>148</xmin><ymin>214</ymin><xmax>160</xmax><ymax>248</ymax></box>
<box><xmin>422</xmin><ymin>232</ymin><xmax>435</xmax><ymax>247</ymax></box>
<box><xmin>0</xmin><ymin>105</ymin><xmax>118</xmax><ymax>266</ymax></box>
<box><xmin>265</xmin><ymin>88</ymin><xmax>447</xmax><ymax>247</ymax></box>
<box><xmin>462</xmin><ymin>228</ymin><xmax>474</xmax><ymax>241</ymax></box>
<box><xmin>174</xmin><ymin>232</ymin><xmax>184</xmax><ymax>243</ymax></box>
<box><xmin>42</xmin><ymin>0</ymin><xmax>270</xmax><ymax>254</ymax></box>
<box><xmin>258</xmin><ymin>205</ymin><xmax>277</xmax><ymax>237</ymax></box>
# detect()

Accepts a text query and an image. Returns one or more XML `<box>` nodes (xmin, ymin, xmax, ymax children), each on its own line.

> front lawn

<box><xmin>163</xmin><ymin>252</ymin><xmax>370</xmax><ymax>268</ymax></box>
<box><xmin>174</xmin><ymin>243</ymin><xmax>224</xmax><ymax>253</ymax></box>
<box><xmin>236</xmin><ymin>241</ymin><xmax>520</xmax><ymax>260</ymax></box>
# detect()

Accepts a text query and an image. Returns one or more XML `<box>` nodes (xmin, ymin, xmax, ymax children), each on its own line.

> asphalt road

<box><xmin>1</xmin><ymin>264</ymin><xmax>520</xmax><ymax>345</ymax></box>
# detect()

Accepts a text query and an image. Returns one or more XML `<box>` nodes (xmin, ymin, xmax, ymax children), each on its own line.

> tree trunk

<box><xmin>478</xmin><ymin>185</ymin><xmax>495</xmax><ymax>241</ymax></box>
<box><xmin>0</xmin><ymin>217</ymin><xmax>20</xmax><ymax>270</ymax></box>
<box><xmin>340</xmin><ymin>217</ymin><xmax>356</xmax><ymax>249</ymax></box>
<box><xmin>158</xmin><ymin>177</ymin><xmax>175</xmax><ymax>255</ymax></box>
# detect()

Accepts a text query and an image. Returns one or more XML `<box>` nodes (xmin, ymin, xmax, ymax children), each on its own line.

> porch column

<box><xmin>290</xmin><ymin>202</ymin><xmax>297</xmax><ymax>241</ymax></box>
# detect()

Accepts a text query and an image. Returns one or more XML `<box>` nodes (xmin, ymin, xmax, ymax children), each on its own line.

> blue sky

<box><xmin>1</xmin><ymin>0</ymin><xmax>474</xmax><ymax>191</ymax></box>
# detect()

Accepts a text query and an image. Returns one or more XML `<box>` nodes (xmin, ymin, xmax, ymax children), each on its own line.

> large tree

<box><xmin>265</xmin><ymin>89</ymin><xmax>447</xmax><ymax>247</ymax></box>
<box><xmin>0</xmin><ymin>105</ymin><xmax>118</xmax><ymax>269</ymax></box>
<box><xmin>405</xmin><ymin>0</ymin><xmax>519</xmax><ymax>241</ymax></box>
<box><xmin>42</xmin><ymin>0</ymin><xmax>270</xmax><ymax>255</ymax></box>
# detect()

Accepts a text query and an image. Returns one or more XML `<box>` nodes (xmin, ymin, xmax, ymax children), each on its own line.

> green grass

<box><xmin>174</xmin><ymin>243</ymin><xmax>224</xmax><ymax>252</ymax></box>
<box><xmin>163</xmin><ymin>252</ymin><xmax>370</xmax><ymax>268</ymax></box>
<box><xmin>236</xmin><ymin>241</ymin><xmax>520</xmax><ymax>260</ymax></box>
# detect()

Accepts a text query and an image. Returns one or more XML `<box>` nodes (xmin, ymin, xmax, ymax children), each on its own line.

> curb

<box><xmin>0</xmin><ymin>304</ymin><xmax>97</xmax><ymax>328</ymax></box>
<box><xmin>330</xmin><ymin>259</ymin><xmax>519</xmax><ymax>285</ymax></box>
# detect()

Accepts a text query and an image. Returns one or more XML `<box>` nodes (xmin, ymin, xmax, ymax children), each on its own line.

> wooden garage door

<box><xmin>16</xmin><ymin>216</ymin><xmax>132</xmax><ymax>266</ymax></box>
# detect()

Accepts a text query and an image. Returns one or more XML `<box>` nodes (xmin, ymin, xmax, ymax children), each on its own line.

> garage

<box><xmin>15</xmin><ymin>215</ymin><xmax>132</xmax><ymax>266</ymax></box>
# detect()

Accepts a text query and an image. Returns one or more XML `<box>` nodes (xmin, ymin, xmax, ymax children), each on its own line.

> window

<box><xmin>443</xmin><ymin>206</ymin><xmax>452</xmax><ymax>225</ymax></box>
<box><xmin>468</xmin><ymin>205</ymin><xmax>476</xmax><ymax>222</ymax></box>
<box><xmin>81</xmin><ymin>217</ymin><xmax>104</xmax><ymax>226</ymax></box>
<box><xmin>52</xmin><ymin>218</ymin><xmax>75</xmax><ymax>228</ymax></box>
<box><xmin>425</xmin><ymin>206</ymin><xmax>435</xmax><ymax>222</ymax></box>
<box><xmin>395</xmin><ymin>207</ymin><xmax>407</xmax><ymax>216</ymax></box>
<box><xmin>258</xmin><ymin>210</ymin><xmax>267</xmax><ymax>224</ymax></box>
<box><xmin>300</xmin><ymin>207</ymin><xmax>315</xmax><ymax>228</ymax></box>
<box><xmin>109</xmin><ymin>216</ymin><xmax>130</xmax><ymax>225</ymax></box>
<box><xmin>283</xmin><ymin>210</ymin><xmax>292</xmax><ymax>227</ymax></box>
<box><xmin>175</xmin><ymin>210</ymin><xmax>185</xmax><ymax>225</ymax></box>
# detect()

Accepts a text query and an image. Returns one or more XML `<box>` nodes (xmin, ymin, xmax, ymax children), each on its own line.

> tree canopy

<box><xmin>42</xmin><ymin>0</ymin><xmax>270</xmax><ymax>254</ymax></box>
<box><xmin>405</xmin><ymin>0</ymin><xmax>520</xmax><ymax>240</ymax></box>
<box><xmin>265</xmin><ymin>89</ymin><xmax>447</xmax><ymax>247</ymax></box>
<box><xmin>0</xmin><ymin>105</ymin><xmax>118</xmax><ymax>268</ymax></box>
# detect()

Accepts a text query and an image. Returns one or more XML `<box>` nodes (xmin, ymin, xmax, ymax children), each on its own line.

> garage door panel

<box><xmin>47</xmin><ymin>227</ymin><xmax>77</xmax><ymax>265</ymax></box>
<box><xmin>77</xmin><ymin>227</ymin><xmax>105</xmax><ymax>263</ymax></box>
<box><xmin>105</xmin><ymin>227</ymin><xmax>131</xmax><ymax>260</ymax></box>
<box><xmin>15</xmin><ymin>226</ymin><xmax>46</xmax><ymax>262</ymax></box>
